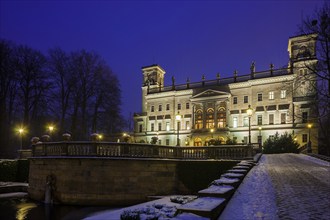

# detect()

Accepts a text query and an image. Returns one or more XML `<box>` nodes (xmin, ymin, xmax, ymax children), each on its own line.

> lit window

<box><xmin>233</xmin><ymin>117</ymin><xmax>238</xmax><ymax>128</ymax></box>
<box><xmin>233</xmin><ymin>97</ymin><xmax>238</xmax><ymax>104</ymax></box>
<box><xmin>186</xmin><ymin>121</ymin><xmax>190</xmax><ymax>130</ymax></box>
<box><xmin>158</xmin><ymin>105</ymin><xmax>162</xmax><ymax>111</ymax></box>
<box><xmin>206</xmin><ymin>108</ymin><xmax>214</xmax><ymax>129</ymax></box>
<box><xmin>151</xmin><ymin>106</ymin><xmax>154</xmax><ymax>112</ymax></box>
<box><xmin>217</xmin><ymin>107</ymin><xmax>226</xmax><ymax>128</ymax></box>
<box><xmin>281</xmin><ymin>90</ymin><xmax>286</xmax><ymax>99</ymax></box>
<box><xmin>269</xmin><ymin>91</ymin><xmax>274</xmax><ymax>100</ymax></box>
<box><xmin>244</xmin><ymin>96</ymin><xmax>248</xmax><ymax>103</ymax></box>
<box><xmin>243</xmin><ymin>116</ymin><xmax>249</xmax><ymax>127</ymax></box>
<box><xmin>195</xmin><ymin>109</ymin><xmax>203</xmax><ymax>129</ymax></box>
<box><xmin>258</xmin><ymin>93</ymin><xmax>263</xmax><ymax>101</ymax></box>
<box><xmin>166</xmin><ymin>122</ymin><xmax>170</xmax><ymax>131</ymax></box>
<box><xmin>186</xmin><ymin>103</ymin><xmax>190</xmax><ymax>109</ymax></box>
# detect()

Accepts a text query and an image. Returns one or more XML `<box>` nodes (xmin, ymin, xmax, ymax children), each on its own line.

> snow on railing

<box><xmin>31</xmin><ymin>142</ymin><xmax>254</xmax><ymax>160</ymax></box>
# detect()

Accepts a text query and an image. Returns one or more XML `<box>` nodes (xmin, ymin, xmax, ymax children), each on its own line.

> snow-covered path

<box><xmin>219</xmin><ymin>154</ymin><xmax>330</xmax><ymax>220</ymax></box>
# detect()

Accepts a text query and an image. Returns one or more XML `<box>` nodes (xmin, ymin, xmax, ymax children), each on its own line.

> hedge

<box><xmin>0</xmin><ymin>159</ymin><xmax>29</xmax><ymax>182</ymax></box>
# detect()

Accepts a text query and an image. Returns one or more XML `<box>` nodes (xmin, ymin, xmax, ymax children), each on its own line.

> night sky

<box><xmin>0</xmin><ymin>0</ymin><xmax>323</xmax><ymax>121</ymax></box>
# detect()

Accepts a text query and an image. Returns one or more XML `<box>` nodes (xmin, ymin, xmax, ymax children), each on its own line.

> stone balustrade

<box><xmin>31</xmin><ymin>142</ymin><xmax>253</xmax><ymax>160</ymax></box>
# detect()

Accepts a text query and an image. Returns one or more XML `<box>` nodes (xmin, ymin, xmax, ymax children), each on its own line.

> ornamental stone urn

<box><xmin>41</xmin><ymin>134</ymin><xmax>51</xmax><ymax>142</ymax></box>
<box><xmin>31</xmin><ymin>137</ymin><xmax>40</xmax><ymax>144</ymax></box>
<box><xmin>90</xmin><ymin>133</ymin><xmax>98</xmax><ymax>141</ymax></box>
<box><xmin>62</xmin><ymin>133</ymin><xmax>71</xmax><ymax>141</ymax></box>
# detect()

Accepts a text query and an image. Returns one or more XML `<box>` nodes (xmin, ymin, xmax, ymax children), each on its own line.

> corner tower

<box><xmin>288</xmin><ymin>34</ymin><xmax>318</xmax><ymax>97</ymax></box>
<box><xmin>141</xmin><ymin>64</ymin><xmax>165</xmax><ymax>112</ymax></box>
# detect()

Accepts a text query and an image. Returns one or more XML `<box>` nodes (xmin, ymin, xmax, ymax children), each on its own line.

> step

<box><xmin>0</xmin><ymin>192</ymin><xmax>28</xmax><ymax>199</ymax></box>
<box><xmin>0</xmin><ymin>182</ymin><xmax>28</xmax><ymax>194</ymax></box>
<box><xmin>177</xmin><ymin>197</ymin><xmax>226</xmax><ymax>220</ymax></box>
<box><xmin>211</xmin><ymin>177</ymin><xmax>241</xmax><ymax>188</ymax></box>
<box><xmin>198</xmin><ymin>184</ymin><xmax>235</xmax><ymax>198</ymax></box>
<box><xmin>221</xmin><ymin>172</ymin><xmax>245</xmax><ymax>180</ymax></box>
<box><xmin>226</xmin><ymin>169</ymin><xmax>248</xmax><ymax>174</ymax></box>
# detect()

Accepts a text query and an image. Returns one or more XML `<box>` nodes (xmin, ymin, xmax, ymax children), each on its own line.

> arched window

<box><xmin>194</xmin><ymin>137</ymin><xmax>202</xmax><ymax>146</ymax></box>
<box><xmin>217</xmin><ymin>107</ymin><xmax>226</xmax><ymax>128</ymax></box>
<box><xmin>206</xmin><ymin>108</ymin><xmax>214</xmax><ymax>129</ymax></box>
<box><xmin>195</xmin><ymin>109</ymin><xmax>203</xmax><ymax>129</ymax></box>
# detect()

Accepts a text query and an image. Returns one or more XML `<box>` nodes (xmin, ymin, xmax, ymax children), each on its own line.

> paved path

<box><xmin>219</xmin><ymin>154</ymin><xmax>330</xmax><ymax>220</ymax></box>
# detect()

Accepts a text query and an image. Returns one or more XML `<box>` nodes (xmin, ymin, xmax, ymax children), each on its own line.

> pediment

<box><xmin>192</xmin><ymin>89</ymin><xmax>230</xmax><ymax>99</ymax></box>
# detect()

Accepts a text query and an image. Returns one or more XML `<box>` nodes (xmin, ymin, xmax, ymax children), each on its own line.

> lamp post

<box><xmin>307</xmin><ymin>123</ymin><xmax>312</xmax><ymax>153</ymax></box>
<box><xmin>18</xmin><ymin>128</ymin><xmax>24</xmax><ymax>150</ymax></box>
<box><xmin>258</xmin><ymin>126</ymin><xmax>262</xmax><ymax>147</ymax></box>
<box><xmin>176</xmin><ymin>111</ymin><xmax>182</xmax><ymax>146</ymax></box>
<box><xmin>210</xmin><ymin>128</ymin><xmax>214</xmax><ymax>138</ymax></box>
<box><xmin>247</xmin><ymin>105</ymin><xmax>253</xmax><ymax>145</ymax></box>
<box><xmin>48</xmin><ymin>125</ymin><xmax>54</xmax><ymax>135</ymax></box>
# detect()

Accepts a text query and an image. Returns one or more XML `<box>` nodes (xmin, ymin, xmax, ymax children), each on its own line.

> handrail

<box><xmin>31</xmin><ymin>141</ymin><xmax>254</xmax><ymax>160</ymax></box>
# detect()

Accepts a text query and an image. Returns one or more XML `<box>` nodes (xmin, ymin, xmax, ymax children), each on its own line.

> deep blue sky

<box><xmin>0</xmin><ymin>0</ymin><xmax>323</xmax><ymax>121</ymax></box>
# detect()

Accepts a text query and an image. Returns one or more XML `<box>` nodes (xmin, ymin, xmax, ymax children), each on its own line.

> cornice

<box><xmin>229</xmin><ymin>75</ymin><xmax>294</xmax><ymax>89</ymax></box>
<box><xmin>146</xmin><ymin>89</ymin><xmax>193</xmax><ymax>99</ymax></box>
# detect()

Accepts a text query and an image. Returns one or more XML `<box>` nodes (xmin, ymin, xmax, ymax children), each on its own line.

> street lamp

<box><xmin>18</xmin><ymin>128</ymin><xmax>24</xmax><ymax>150</ymax></box>
<box><xmin>247</xmin><ymin>105</ymin><xmax>253</xmax><ymax>145</ymax></box>
<box><xmin>210</xmin><ymin>128</ymin><xmax>214</xmax><ymax>138</ymax></box>
<box><xmin>176</xmin><ymin>111</ymin><xmax>182</xmax><ymax>146</ymax></box>
<box><xmin>307</xmin><ymin>123</ymin><xmax>312</xmax><ymax>153</ymax></box>
<box><xmin>48</xmin><ymin>125</ymin><xmax>54</xmax><ymax>134</ymax></box>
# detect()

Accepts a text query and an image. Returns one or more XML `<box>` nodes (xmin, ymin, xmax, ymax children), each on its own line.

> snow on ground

<box><xmin>84</xmin><ymin>196</ymin><xmax>197</xmax><ymax>220</ymax></box>
<box><xmin>219</xmin><ymin>155</ymin><xmax>279</xmax><ymax>220</ymax></box>
<box><xmin>299</xmin><ymin>154</ymin><xmax>330</xmax><ymax>167</ymax></box>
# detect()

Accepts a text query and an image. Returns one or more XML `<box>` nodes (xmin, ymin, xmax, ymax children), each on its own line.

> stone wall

<box><xmin>28</xmin><ymin>157</ymin><xmax>236</xmax><ymax>206</ymax></box>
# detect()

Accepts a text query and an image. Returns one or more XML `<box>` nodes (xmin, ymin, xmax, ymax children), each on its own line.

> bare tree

<box><xmin>48</xmin><ymin>48</ymin><xmax>76</xmax><ymax>133</ymax></box>
<box><xmin>0</xmin><ymin>40</ymin><xmax>19</xmax><ymax>157</ymax></box>
<box><xmin>15</xmin><ymin>45</ymin><xmax>49</xmax><ymax>137</ymax></box>
<box><xmin>298</xmin><ymin>2</ymin><xmax>330</xmax><ymax>155</ymax></box>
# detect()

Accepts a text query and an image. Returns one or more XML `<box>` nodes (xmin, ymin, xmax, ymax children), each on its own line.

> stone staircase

<box><xmin>175</xmin><ymin>154</ymin><xmax>262</xmax><ymax>219</ymax></box>
<box><xmin>0</xmin><ymin>182</ymin><xmax>29</xmax><ymax>199</ymax></box>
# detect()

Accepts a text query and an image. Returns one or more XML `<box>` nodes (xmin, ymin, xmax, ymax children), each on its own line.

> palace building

<box><xmin>133</xmin><ymin>34</ymin><xmax>318</xmax><ymax>153</ymax></box>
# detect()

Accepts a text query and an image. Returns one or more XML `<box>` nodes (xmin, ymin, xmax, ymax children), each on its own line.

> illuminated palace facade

<box><xmin>133</xmin><ymin>34</ymin><xmax>318</xmax><ymax>153</ymax></box>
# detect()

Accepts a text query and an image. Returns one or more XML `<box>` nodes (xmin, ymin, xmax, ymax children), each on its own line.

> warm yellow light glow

<box><xmin>98</xmin><ymin>134</ymin><xmax>103</xmax><ymax>140</ymax></box>
<box><xmin>247</xmin><ymin>105</ymin><xmax>253</xmax><ymax>116</ymax></box>
<box><xmin>17</xmin><ymin>127</ymin><xmax>25</xmax><ymax>135</ymax></box>
<box><xmin>123</xmin><ymin>133</ymin><xmax>127</xmax><ymax>137</ymax></box>
<box><xmin>176</xmin><ymin>111</ymin><xmax>182</xmax><ymax>121</ymax></box>
<box><xmin>48</xmin><ymin>125</ymin><xmax>54</xmax><ymax>132</ymax></box>
<box><xmin>308</xmin><ymin>124</ymin><xmax>312</xmax><ymax>129</ymax></box>
<box><xmin>210</xmin><ymin>128</ymin><xmax>214</xmax><ymax>133</ymax></box>
<box><xmin>259</xmin><ymin>127</ymin><xmax>262</xmax><ymax>130</ymax></box>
